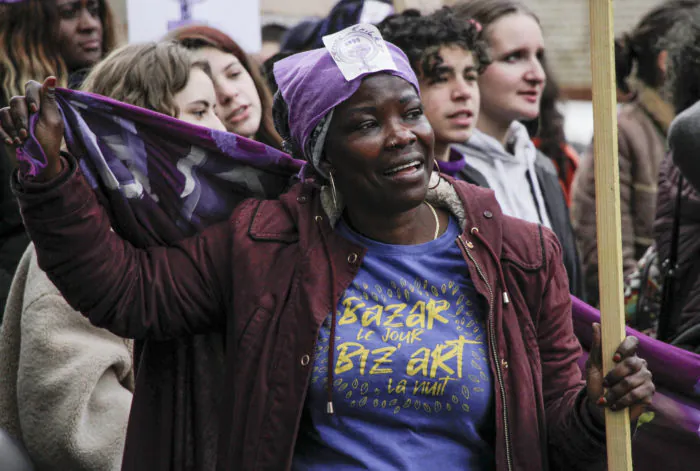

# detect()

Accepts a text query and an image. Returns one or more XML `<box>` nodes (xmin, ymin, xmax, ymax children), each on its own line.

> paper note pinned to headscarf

<box><xmin>322</xmin><ymin>24</ymin><xmax>397</xmax><ymax>82</ymax></box>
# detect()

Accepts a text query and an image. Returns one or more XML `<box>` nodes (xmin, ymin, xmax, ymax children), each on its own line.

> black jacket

<box><xmin>0</xmin><ymin>89</ymin><xmax>29</xmax><ymax>319</ymax></box>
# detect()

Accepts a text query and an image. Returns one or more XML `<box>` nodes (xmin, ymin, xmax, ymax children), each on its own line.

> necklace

<box><xmin>424</xmin><ymin>201</ymin><xmax>440</xmax><ymax>240</ymax></box>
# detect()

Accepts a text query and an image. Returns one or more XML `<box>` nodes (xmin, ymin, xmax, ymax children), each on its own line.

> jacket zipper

<box><xmin>458</xmin><ymin>235</ymin><xmax>514</xmax><ymax>471</ymax></box>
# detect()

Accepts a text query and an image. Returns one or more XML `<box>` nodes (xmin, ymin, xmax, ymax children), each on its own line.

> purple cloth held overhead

<box><xmin>273</xmin><ymin>40</ymin><xmax>419</xmax><ymax>159</ymax></box>
<box><xmin>19</xmin><ymin>87</ymin><xmax>303</xmax><ymax>239</ymax></box>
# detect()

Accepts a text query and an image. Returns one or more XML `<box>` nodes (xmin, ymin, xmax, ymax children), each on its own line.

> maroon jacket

<box><xmin>13</xmin><ymin>157</ymin><xmax>605</xmax><ymax>471</ymax></box>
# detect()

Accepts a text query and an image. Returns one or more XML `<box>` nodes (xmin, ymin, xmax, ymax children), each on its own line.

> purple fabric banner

<box><xmin>572</xmin><ymin>297</ymin><xmax>700</xmax><ymax>469</ymax></box>
<box><xmin>20</xmin><ymin>87</ymin><xmax>303</xmax><ymax>242</ymax></box>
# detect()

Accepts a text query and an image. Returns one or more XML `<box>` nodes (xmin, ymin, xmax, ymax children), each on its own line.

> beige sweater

<box><xmin>0</xmin><ymin>244</ymin><xmax>134</xmax><ymax>471</ymax></box>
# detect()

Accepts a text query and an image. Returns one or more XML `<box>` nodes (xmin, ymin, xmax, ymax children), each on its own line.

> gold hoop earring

<box><xmin>429</xmin><ymin>160</ymin><xmax>442</xmax><ymax>190</ymax></box>
<box><xmin>329</xmin><ymin>172</ymin><xmax>338</xmax><ymax>211</ymax></box>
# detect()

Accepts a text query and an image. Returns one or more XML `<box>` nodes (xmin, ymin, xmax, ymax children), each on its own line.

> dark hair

<box><xmin>523</xmin><ymin>58</ymin><xmax>570</xmax><ymax>183</ymax></box>
<box><xmin>168</xmin><ymin>25</ymin><xmax>283</xmax><ymax>149</ymax></box>
<box><xmin>262</xmin><ymin>23</ymin><xmax>288</xmax><ymax>43</ymax></box>
<box><xmin>452</xmin><ymin>0</ymin><xmax>539</xmax><ymax>33</ymax></box>
<box><xmin>378</xmin><ymin>7</ymin><xmax>490</xmax><ymax>81</ymax></box>
<box><xmin>261</xmin><ymin>51</ymin><xmax>297</xmax><ymax>95</ymax></box>
<box><xmin>615</xmin><ymin>0</ymin><xmax>700</xmax><ymax>94</ymax></box>
<box><xmin>0</xmin><ymin>0</ymin><xmax>118</xmax><ymax>98</ymax></box>
<box><xmin>665</xmin><ymin>5</ymin><xmax>700</xmax><ymax>113</ymax></box>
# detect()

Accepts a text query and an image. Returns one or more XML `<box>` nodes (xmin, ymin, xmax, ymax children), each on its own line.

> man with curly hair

<box><xmin>379</xmin><ymin>7</ymin><xmax>489</xmax><ymax>176</ymax></box>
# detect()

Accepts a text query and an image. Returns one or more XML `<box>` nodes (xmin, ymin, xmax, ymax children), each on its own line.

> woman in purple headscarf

<box><xmin>1</xmin><ymin>25</ymin><xmax>653</xmax><ymax>471</ymax></box>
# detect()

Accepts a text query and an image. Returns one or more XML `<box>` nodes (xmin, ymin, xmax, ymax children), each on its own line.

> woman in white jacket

<box><xmin>453</xmin><ymin>0</ymin><xmax>583</xmax><ymax>298</ymax></box>
<box><xmin>0</xmin><ymin>246</ymin><xmax>135</xmax><ymax>471</ymax></box>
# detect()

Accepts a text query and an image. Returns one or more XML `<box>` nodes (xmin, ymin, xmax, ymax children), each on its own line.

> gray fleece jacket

<box><xmin>0</xmin><ymin>245</ymin><xmax>134</xmax><ymax>471</ymax></box>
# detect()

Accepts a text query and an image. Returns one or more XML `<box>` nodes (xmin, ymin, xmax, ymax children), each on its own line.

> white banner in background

<box><xmin>126</xmin><ymin>0</ymin><xmax>262</xmax><ymax>53</ymax></box>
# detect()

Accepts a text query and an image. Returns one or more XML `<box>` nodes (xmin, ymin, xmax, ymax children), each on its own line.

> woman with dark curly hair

<box><xmin>379</xmin><ymin>7</ymin><xmax>489</xmax><ymax>176</ymax></box>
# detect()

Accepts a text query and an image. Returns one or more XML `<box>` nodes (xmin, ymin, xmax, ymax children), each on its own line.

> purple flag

<box><xmin>20</xmin><ymin>87</ymin><xmax>303</xmax><ymax>242</ymax></box>
<box><xmin>572</xmin><ymin>297</ymin><xmax>700</xmax><ymax>469</ymax></box>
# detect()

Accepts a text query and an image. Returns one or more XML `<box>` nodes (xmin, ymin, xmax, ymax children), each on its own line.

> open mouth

<box><xmin>227</xmin><ymin>105</ymin><xmax>250</xmax><ymax>123</ymax></box>
<box><xmin>383</xmin><ymin>160</ymin><xmax>424</xmax><ymax>177</ymax></box>
<box><xmin>80</xmin><ymin>39</ymin><xmax>101</xmax><ymax>51</ymax></box>
<box><xmin>448</xmin><ymin>110</ymin><xmax>474</xmax><ymax>125</ymax></box>
<box><xmin>449</xmin><ymin>110</ymin><xmax>473</xmax><ymax>118</ymax></box>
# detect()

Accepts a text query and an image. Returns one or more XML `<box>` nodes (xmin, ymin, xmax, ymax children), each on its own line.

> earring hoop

<box><xmin>329</xmin><ymin>172</ymin><xmax>338</xmax><ymax>211</ymax></box>
<box><xmin>429</xmin><ymin>160</ymin><xmax>442</xmax><ymax>190</ymax></box>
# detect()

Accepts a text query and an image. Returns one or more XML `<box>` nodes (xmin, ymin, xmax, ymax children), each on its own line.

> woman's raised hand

<box><xmin>0</xmin><ymin>77</ymin><xmax>64</xmax><ymax>181</ymax></box>
<box><xmin>585</xmin><ymin>322</ymin><xmax>655</xmax><ymax>424</ymax></box>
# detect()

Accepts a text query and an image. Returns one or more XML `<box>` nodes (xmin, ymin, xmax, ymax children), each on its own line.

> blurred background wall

<box><xmin>106</xmin><ymin>0</ymin><xmax>666</xmax><ymax>147</ymax></box>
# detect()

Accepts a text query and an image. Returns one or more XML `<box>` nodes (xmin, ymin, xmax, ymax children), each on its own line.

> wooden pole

<box><xmin>588</xmin><ymin>0</ymin><xmax>633</xmax><ymax>469</ymax></box>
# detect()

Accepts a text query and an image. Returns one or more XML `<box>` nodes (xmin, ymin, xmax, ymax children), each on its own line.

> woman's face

<box><xmin>191</xmin><ymin>47</ymin><xmax>262</xmax><ymax>139</ymax></box>
<box><xmin>174</xmin><ymin>67</ymin><xmax>227</xmax><ymax>132</ymax></box>
<box><xmin>324</xmin><ymin>74</ymin><xmax>435</xmax><ymax>215</ymax></box>
<box><xmin>419</xmin><ymin>45</ymin><xmax>480</xmax><ymax>148</ymax></box>
<box><xmin>478</xmin><ymin>13</ymin><xmax>546</xmax><ymax>130</ymax></box>
<box><xmin>56</xmin><ymin>0</ymin><xmax>104</xmax><ymax>70</ymax></box>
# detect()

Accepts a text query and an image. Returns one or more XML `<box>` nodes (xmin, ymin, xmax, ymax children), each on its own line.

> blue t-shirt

<box><xmin>293</xmin><ymin>216</ymin><xmax>495</xmax><ymax>470</ymax></box>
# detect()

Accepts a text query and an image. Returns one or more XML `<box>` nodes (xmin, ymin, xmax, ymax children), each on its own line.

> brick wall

<box><xmin>260</xmin><ymin>0</ymin><xmax>666</xmax><ymax>89</ymax></box>
<box><xmin>521</xmin><ymin>0</ymin><xmax>664</xmax><ymax>89</ymax></box>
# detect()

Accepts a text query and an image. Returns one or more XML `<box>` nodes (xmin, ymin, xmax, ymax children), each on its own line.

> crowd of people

<box><xmin>6</xmin><ymin>0</ymin><xmax>700</xmax><ymax>469</ymax></box>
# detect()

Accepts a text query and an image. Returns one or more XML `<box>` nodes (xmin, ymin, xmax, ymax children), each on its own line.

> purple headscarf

<box><xmin>273</xmin><ymin>28</ymin><xmax>420</xmax><ymax>173</ymax></box>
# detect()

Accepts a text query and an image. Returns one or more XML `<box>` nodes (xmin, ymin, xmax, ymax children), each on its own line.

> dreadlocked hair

<box><xmin>378</xmin><ymin>7</ymin><xmax>490</xmax><ymax>83</ymax></box>
<box><xmin>0</xmin><ymin>0</ymin><xmax>117</xmax><ymax>99</ymax></box>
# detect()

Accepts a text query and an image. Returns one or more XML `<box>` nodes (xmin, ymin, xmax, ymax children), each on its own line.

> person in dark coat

<box><xmin>653</xmin><ymin>5</ymin><xmax>700</xmax><ymax>352</ymax></box>
<box><xmin>0</xmin><ymin>0</ymin><xmax>117</xmax><ymax>318</ymax></box>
